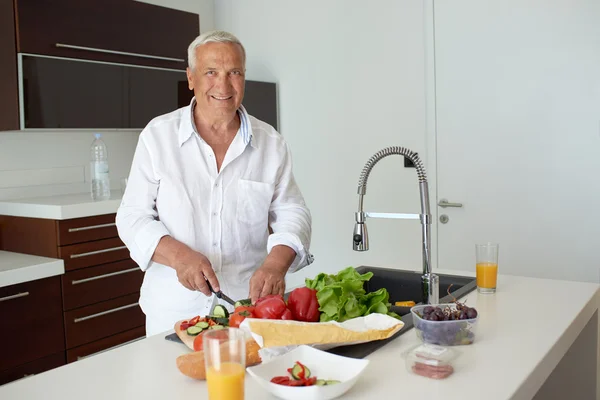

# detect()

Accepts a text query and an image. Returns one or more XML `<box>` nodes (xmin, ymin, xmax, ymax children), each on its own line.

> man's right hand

<box><xmin>172</xmin><ymin>249</ymin><xmax>219</xmax><ymax>296</ymax></box>
<box><xmin>153</xmin><ymin>236</ymin><xmax>220</xmax><ymax>296</ymax></box>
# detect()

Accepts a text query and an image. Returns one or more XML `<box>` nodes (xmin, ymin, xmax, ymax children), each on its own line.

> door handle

<box><xmin>438</xmin><ymin>199</ymin><xmax>463</xmax><ymax>208</ymax></box>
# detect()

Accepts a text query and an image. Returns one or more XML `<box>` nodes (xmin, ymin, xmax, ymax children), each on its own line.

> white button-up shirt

<box><xmin>116</xmin><ymin>99</ymin><xmax>312</xmax><ymax>335</ymax></box>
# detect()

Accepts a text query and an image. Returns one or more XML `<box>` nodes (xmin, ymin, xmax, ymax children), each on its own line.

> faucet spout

<box><xmin>352</xmin><ymin>146</ymin><xmax>439</xmax><ymax>304</ymax></box>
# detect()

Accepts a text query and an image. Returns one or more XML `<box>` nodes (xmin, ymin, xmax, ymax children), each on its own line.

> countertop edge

<box><xmin>0</xmin><ymin>258</ymin><xmax>65</xmax><ymax>288</ymax></box>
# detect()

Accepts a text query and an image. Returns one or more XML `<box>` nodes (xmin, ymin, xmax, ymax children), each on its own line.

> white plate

<box><xmin>246</xmin><ymin>345</ymin><xmax>369</xmax><ymax>400</ymax></box>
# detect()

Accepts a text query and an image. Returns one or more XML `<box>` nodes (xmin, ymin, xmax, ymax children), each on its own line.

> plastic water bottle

<box><xmin>90</xmin><ymin>133</ymin><xmax>111</xmax><ymax>200</ymax></box>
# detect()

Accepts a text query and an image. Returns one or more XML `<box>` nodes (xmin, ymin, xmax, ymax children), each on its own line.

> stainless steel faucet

<box><xmin>352</xmin><ymin>146</ymin><xmax>440</xmax><ymax>305</ymax></box>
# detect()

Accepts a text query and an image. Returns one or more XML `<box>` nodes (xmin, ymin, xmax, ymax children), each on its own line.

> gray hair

<box><xmin>187</xmin><ymin>30</ymin><xmax>246</xmax><ymax>70</ymax></box>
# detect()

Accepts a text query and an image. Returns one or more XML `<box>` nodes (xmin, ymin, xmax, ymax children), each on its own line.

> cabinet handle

<box><xmin>74</xmin><ymin>302</ymin><xmax>139</xmax><ymax>323</ymax></box>
<box><xmin>70</xmin><ymin>245</ymin><xmax>127</xmax><ymax>259</ymax></box>
<box><xmin>67</xmin><ymin>222</ymin><xmax>116</xmax><ymax>233</ymax></box>
<box><xmin>77</xmin><ymin>336</ymin><xmax>145</xmax><ymax>360</ymax></box>
<box><xmin>0</xmin><ymin>292</ymin><xmax>29</xmax><ymax>302</ymax></box>
<box><xmin>55</xmin><ymin>43</ymin><xmax>185</xmax><ymax>63</ymax></box>
<box><xmin>71</xmin><ymin>267</ymin><xmax>139</xmax><ymax>285</ymax></box>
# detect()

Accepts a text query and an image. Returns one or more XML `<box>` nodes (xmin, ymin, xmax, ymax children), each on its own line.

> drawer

<box><xmin>0</xmin><ymin>351</ymin><xmax>65</xmax><ymax>386</ymax></box>
<box><xmin>58</xmin><ymin>237</ymin><xmax>129</xmax><ymax>271</ymax></box>
<box><xmin>56</xmin><ymin>214</ymin><xmax>118</xmax><ymax>246</ymax></box>
<box><xmin>62</xmin><ymin>259</ymin><xmax>143</xmax><ymax>311</ymax></box>
<box><xmin>67</xmin><ymin>326</ymin><xmax>145</xmax><ymax>363</ymax></box>
<box><xmin>64</xmin><ymin>293</ymin><xmax>145</xmax><ymax>349</ymax></box>
<box><xmin>0</xmin><ymin>276</ymin><xmax>65</xmax><ymax>371</ymax></box>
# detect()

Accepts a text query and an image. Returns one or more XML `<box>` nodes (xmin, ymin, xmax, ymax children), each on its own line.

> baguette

<box><xmin>176</xmin><ymin>338</ymin><xmax>262</xmax><ymax>380</ymax></box>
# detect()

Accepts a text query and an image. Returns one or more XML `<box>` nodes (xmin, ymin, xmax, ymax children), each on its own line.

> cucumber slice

<box><xmin>325</xmin><ymin>380</ymin><xmax>340</xmax><ymax>385</ymax></box>
<box><xmin>208</xmin><ymin>317</ymin><xmax>230</xmax><ymax>326</ymax></box>
<box><xmin>291</xmin><ymin>363</ymin><xmax>311</xmax><ymax>380</ymax></box>
<box><xmin>209</xmin><ymin>324</ymin><xmax>225</xmax><ymax>330</ymax></box>
<box><xmin>316</xmin><ymin>379</ymin><xmax>327</xmax><ymax>386</ymax></box>
<box><xmin>213</xmin><ymin>305</ymin><xmax>229</xmax><ymax>318</ymax></box>
<box><xmin>186</xmin><ymin>326</ymin><xmax>203</xmax><ymax>336</ymax></box>
<box><xmin>195</xmin><ymin>321</ymin><xmax>209</xmax><ymax>329</ymax></box>
<box><xmin>234</xmin><ymin>299</ymin><xmax>252</xmax><ymax>308</ymax></box>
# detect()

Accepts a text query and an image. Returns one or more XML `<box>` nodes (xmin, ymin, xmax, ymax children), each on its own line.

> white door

<box><xmin>432</xmin><ymin>0</ymin><xmax>600</xmax><ymax>282</ymax></box>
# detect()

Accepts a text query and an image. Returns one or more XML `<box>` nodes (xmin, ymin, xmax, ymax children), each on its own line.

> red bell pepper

<box><xmin>254</xmin><ymin>295</ymin><xmax>287</xmax><ymax>319</ymax></box>
<box><xmin>287</xmin><ymin>287</ymin><xmax>320</xmax><ymax>322</ymax></box>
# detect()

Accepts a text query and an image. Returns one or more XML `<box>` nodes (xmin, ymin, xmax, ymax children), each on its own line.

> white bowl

<box><xmin>246</xmin><ymin>345</ymin><xmax>369</xmax><ymax>400</ymax></box>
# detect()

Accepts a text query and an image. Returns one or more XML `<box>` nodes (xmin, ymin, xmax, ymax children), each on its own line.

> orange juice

<box><xmin>206</xmin><ymin>362</ymin><xmax>245</xmax><ymax>400</ymax></box>
<box><xmin>476</xmin><ymin>262</ymin><xmax>498</xmax><ymax>288</ymax></box>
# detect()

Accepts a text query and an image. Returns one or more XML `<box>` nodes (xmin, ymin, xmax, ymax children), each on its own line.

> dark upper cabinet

<box><xmin>0</xmin><ymin>0</ymin><xmax>19</xmax><ymax>131</ymax></box>
<box><xmin>0</xmin><ymin>0</ymin><xmax>199</xmax><ymax>131</ymax></box>
<box><xmin>16</xmin><ymin>0</ymin><xmax>199</xmax><ymax>70</ymax></box>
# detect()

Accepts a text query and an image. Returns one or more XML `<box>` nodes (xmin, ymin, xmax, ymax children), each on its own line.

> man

<box><xmin>116</xmin><ymin>30</ymin><xmax>313</xmax><ymax>337</ymax></box>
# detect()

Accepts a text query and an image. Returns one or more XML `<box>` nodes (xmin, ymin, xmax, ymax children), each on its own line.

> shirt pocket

<box><xmin>237</xmin><ymin>179</ymin><xmax>275</xmax><ymax>229</ymax></box>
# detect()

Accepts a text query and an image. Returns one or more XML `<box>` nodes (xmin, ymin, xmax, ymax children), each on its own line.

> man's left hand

<box><xmin>249</xmin><ymin>245</ymin><xmax>296</xmax><ymax>304</ymax></box>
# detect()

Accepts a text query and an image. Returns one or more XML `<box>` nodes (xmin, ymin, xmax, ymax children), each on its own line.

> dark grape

<box><xmin>459</xmin><ymin>311</ymin><xmax>468</xmax><ymax>320</ymax></box>
<box><xmin>423</xmin><ymin>306</ymin><xmax>435</xmax><ymax>315</ymax></box>
<box><xmin>467</xmin><ymin>308</ymin><xmax>478</xmax><ymax>319</ymax></box>
<box><xmin>430</xmin><ymin>313</ymin><xmax>440</xmax><ymax>321</ymax></box>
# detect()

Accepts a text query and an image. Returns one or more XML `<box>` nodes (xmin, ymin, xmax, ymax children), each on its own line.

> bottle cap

<box><xmin>95</xmin><ymin>133</ymin><xmax>102</xmax><ymax>139</ymax></box>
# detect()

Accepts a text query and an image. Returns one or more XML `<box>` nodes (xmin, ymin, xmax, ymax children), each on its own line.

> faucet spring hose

<box><xmin>357</xmin><ymin>146</ymin><xmax>428</xmax><ymax>194</ymax></box>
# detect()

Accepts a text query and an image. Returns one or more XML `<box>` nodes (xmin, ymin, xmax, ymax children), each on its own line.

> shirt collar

<box><xmin>178</xmin><ymin>97</ymin><xmax>256</xmax><ymax>149</ymax></box>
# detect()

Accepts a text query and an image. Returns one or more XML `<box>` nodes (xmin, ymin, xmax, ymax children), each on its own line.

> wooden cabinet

<box><xmin>0</xmin><ymin>0</ymin><xmax>199</xmax><ymax>131</ymax></box>
<box><xmin>0</xmin><ymin>352</ymin><xmax>65</xmax><ymax>387</ymax></box>
<box><xmin>0</xmin><ymin>213</ymin><xmax>146</xmax><ymax>385</ymax></box>
<box><xmin>16</xmin><ymin>0</ymin><xmax>198</xmax><ymax>69</ymax></box>
<box><xmin>0</xmin><ymin>277</ymin><xmax>65</xmax><ymax>372</ymax></box>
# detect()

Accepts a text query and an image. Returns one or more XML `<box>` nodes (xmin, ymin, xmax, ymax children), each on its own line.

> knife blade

<box><xmin>205</xmin><ymin>279</ymin><xmax>236</xmax><ymax>306</ymax></box>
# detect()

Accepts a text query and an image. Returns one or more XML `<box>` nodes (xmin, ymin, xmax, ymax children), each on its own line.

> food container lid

<box><xmin>403</xmin><ymin>343</ymin><xmax>459</xmax><ymax>367</ymax></box>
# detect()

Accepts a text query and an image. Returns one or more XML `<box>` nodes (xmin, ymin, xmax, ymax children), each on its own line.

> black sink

<box><xmin>326</xmin><ymin>265</ymin><xmax>477</xmax><ymax>359</ymax></box>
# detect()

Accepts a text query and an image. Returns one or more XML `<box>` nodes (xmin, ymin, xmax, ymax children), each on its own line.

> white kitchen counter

<box><xmin>0</xmin><ymin>191</ymin><xmax>122</xmax><ymax>220</ymax></box>
<box><xmin>0</xmin><ymin>272</ymin><xmax>598</xmax><ymax>400</ymax></box>
<box><xmin>0</xmin><ymin>250</ymin><xmax>64</xmax><ymax>288</ymax></box>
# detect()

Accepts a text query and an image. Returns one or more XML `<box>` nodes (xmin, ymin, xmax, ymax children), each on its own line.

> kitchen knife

<box><xmin>205</xmin><ymin>279</ymin><xmax>236</xmax><ymax>306</ymax></box>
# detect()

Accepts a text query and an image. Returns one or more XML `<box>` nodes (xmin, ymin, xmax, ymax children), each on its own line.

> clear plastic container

<box><xmin>411</xmin><ymin>303</ymin><xmax>478</xmax><ymax>346</ymax></box>
<box><xmin>403</xmin><ymin>343</ymin><xmax>459</xmax><ymax>380</ymax></box>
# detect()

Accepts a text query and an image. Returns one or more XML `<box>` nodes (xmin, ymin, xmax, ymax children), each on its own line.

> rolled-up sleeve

<box><xmin>267</xmin><ymin>142</ymin><xmax>313</xmax><ymax>273</ymax></box>
<box><xmin>116</xmin><ymin>134</ymin><xmax>170</xmax><ymax>271</ymax></box>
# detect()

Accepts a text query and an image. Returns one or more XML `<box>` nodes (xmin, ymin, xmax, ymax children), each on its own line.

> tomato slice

<box><xmin>270</xmin><ymin>376</ymin><xmax>292</xmax><ymax>385</ymax></box>
<box><xmin>193</xmin><ymin>332</ymin><xmax>205</xmax><ymax>352</ymax></box>
<box><xmin>188</xmin><ymin>316</ymin><xmax>200</xmax><ymax>326</ymax></box>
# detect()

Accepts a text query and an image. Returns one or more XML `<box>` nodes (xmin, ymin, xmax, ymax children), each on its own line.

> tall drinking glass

<box><xmin>204</xmin><ymin>328</ymin><xmax>247</xmax><ymax>400</ymax></box>
<box><xmin>476</xmin><ymin>243</ymin><xmax>499</xmax><ymax>294</ymax></box>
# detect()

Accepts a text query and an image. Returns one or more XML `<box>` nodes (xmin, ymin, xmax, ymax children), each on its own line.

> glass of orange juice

<box><xmin>476</xmin><ymin>243</ymin><xmax>499</xmax><ymax>294</ymax></box>
<box><xmin>204</xmin><ymin>328</ymin><xmax>247</xmax><ymax>400</ymax></box>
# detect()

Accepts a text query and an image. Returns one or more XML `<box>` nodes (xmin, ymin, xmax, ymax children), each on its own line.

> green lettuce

<box><xmin>305</xmin><ymin>267</ymin><xmax>399</xmax><ymax>322</ymax></box>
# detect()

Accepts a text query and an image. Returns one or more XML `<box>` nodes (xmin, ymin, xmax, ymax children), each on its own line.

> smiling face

<box><xmin>186</xmin><ymin>41</ymin><xmax>245</xmax><ymax>120</ymax></box>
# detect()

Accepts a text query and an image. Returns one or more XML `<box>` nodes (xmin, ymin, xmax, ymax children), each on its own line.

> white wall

<box><xmin>215</xmin><ymin>0</ymin><xmax>431</xmax><ymax>287</ymax></box>
<box><xmin>0</xmin><ymin>0</ymin><xmax>213</xmax><ymax>201</ymax></box>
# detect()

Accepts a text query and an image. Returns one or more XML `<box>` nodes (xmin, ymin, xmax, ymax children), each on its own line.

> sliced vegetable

<box><xmin>208</xmin><ymin>317</ymin><xmax>230</xmax><ymax>326</ymax></box>
<box><xmin>229</xmin><ymin>310</ymin><xmax>252</xmax><ymax>328</ymax></box>
<box><xmin>186</xmin><ymin>326</ymin><xmax>203</xmax><ymax>336</ymax></box>
<box><xmin>212</xmin><ymin>305</ymin><xmax>229</xmax><ymax>318</ymax></box>
<box><xmin>281</xmin><ymin>308</ymin><xmax>293</xmax><ymax>320</ymax></box>
<box><xmin>291</xmin><ymin>362</ymin><xmax>311</xmax><ymax>380</ymax></box>
<box><xmin>209</xmin><ymin>324</ymin><xmax>225</xmax><ymax>330</ymax></box>
<box><xmin>195</xmin><ymin>321</ymin><xmax>209</xmax><ymax>329</ymax></box>
<box><xmin>234</xmin><ymin>299</ymin><xmax>252</xmax><ymax>308</ymax></box>
<box><xmin>234</xmin><ymin>305</ymin><xmax>255</xmax><ymax>315</ymax></box>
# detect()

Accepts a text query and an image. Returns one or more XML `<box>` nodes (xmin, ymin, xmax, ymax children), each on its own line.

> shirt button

<box><xmin>214</xmin><ymin>183</ymin><xmax>219</xmax><ymax>187</ymax></box>
<box><xmin>213</xmin><ymin>242</ymin><xmax>218</xmax><ymax>246</ymax></box>
<box><xmin>212</xmin><ymin>212</ymin><xmax>218</xmax><ymax>216</ymax></box>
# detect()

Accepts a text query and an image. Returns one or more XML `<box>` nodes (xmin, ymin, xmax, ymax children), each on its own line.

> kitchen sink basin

<box><xmin>326</xmin><ymin>265</ymin><xmax>477</xmax><ymax>359</ymax></box>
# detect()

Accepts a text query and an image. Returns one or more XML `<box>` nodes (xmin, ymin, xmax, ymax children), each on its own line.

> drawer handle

<box><xmin>77</xmin><ymin>335</ymin><xmax>145</xmax><ymax>360</ymax></box>
<box><xmin>74</xmin><ymin>302</ymin><xmax>139</xmax><ymax>323</ymax></box>
<box><xmin>67</xmin><ymin>222</ymin><xmax>116</xmax><ymax>233</ymax></box>
<box><xmin>71</xmin><ymin>267</ymin><xmax>139</xmax><ymax>285</ymax></box>
<box><xmin>55</xmin><ymin>43</ymin><xmax>185</xmax><ymax>63</ymax></box>
<box><xmin>0</xmin><ymin>292</ymin><xmax>29</xmax><ymax>302</ymax></box>
<box><xmin>70</xmin><ymin>245</ymin><xmax>127</xmax><ymax>259</ymax></box>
